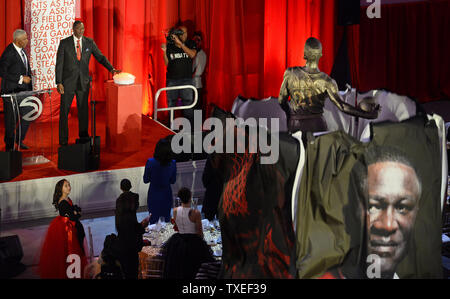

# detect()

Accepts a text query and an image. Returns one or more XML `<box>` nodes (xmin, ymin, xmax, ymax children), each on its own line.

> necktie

<box><xmin>76</xmin><ymin>39</ymin><xmax>81</xmax><ymax>61</ymax></box>
<box><xmin>21</xmin><ymin>50</ymin><xmax>28</xmax><ymax>73</ymax></box>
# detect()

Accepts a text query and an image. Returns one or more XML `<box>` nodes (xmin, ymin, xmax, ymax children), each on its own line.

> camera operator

<box><xmin>161</xmin><ymin>26</ymin><xmax>197</xmax><ymax>127</ymax></box>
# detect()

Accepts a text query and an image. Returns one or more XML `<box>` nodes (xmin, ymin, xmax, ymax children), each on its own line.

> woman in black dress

<box><xmin>38</xmin><ymin>179</ymin><xmax>87</xmax><ymax>279</ymax></box>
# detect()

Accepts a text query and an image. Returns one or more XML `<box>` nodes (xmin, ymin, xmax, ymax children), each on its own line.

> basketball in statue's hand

<box><xmin>358</xmin><ymin>96</ymin><xmax>377</xmax><ymax>112</ymax></box>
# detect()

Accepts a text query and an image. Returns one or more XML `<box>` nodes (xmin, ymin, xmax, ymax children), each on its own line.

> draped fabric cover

<box><xmin>210</xmin><ymin>107</ymin><xmax>300</xmax><ymax>278</ymax></box>
<box><xmin>296</xmin><ymin>131</ymin><xmax>365</xmax><ymax>278</ymax></box>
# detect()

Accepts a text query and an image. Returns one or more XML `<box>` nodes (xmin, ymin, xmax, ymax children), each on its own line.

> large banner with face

<box><xmin>24</xmin><ymin>0</ymin><xmax>76</xmax><ymax>91</ymax></box>
<box><xmin>296</xmin><ymin>116</ymin><xmax>443</xmax><ymax>279</ymax></box>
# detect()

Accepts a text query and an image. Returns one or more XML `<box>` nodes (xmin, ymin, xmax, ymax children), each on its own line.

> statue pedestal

<box><xmin>105</xmin><ymin>81</ymin><xmax>142</xmax><ymax>153</ymax></box>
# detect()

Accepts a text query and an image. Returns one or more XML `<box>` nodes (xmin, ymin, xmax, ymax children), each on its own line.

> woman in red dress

<box><xmin>38</xmin><ymin>179</ymin><xmax>88</xmax><ymax>279</ymax></box>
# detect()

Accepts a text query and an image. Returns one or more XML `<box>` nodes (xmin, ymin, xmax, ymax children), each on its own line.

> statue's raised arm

<box><xmin>278</xmin><ymin>37</ymin><xmax>380</xmax><ymax>134</ymax></box>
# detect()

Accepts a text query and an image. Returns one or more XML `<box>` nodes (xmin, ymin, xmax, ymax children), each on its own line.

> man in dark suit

<box><xmin>0</xmin><ymin>29</ymin><xmax>33</xmax><ymax>151</ymax></box>
<box><xmin>56</xmin><ymin>20</ymin><xmax>120</xmax><ymax>146</ymax></box>
<box><xmin>115</xmin><ymin>179</ymin><xmax>150</xmax><ymax>279</ymax></box>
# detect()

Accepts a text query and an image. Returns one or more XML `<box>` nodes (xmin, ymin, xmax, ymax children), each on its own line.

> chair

<box><xmin>140</xmin><ymin>254</ymin><xmax>164</xmax><ymax>279</ymax></box>
<box><xmin>195</xmin><ymin>260</ymin><xmax>222</xmax><ymax>279</ymax></box>
<box><xmin>87</xmin><ymin>226</ymin><xmax>94</xmax><ymax>263</ymax></box>
<box><xmin>443</xmin><ymin>211</ymin><xmax>450</xmax><ymax>235</ymax></box>
<box><xmin>231</xmin><ymin>95</ymin><xmax>288</xmax><ymax>132</ymax></box>
<box><xmin>356</xmin><ymin>89</ymin><xmax>417</xmax><ymax>140</ymax></box>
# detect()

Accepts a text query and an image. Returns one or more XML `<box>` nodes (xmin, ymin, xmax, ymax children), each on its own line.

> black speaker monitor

<box><xmin>0</xmin><ymin>235</ymin><xmax>26</xmax><ymax>278</ymax></box>
<box><xmin>58</xmin><ymin>137</ymin><xmax>100</xmax><ymax>172</ymax></box>
<box><xmin>0</xmin><ymin>151</ymin><xmax>22</xmax><ymax>182</ymax></box>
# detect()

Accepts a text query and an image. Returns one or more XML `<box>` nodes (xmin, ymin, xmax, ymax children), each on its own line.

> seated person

<box><xmin>95</xmin><ymin>233</ymin><xmax>124</xmax><ymax>280</ymax></box>
<box><xmin>162</xmin><ymin>187</ymin><xmax>215</xmax><ymax>279</ymax></box>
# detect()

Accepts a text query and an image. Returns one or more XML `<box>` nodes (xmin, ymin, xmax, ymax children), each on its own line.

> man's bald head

<box><xmin>304</xmin><ymin>37</ymin><xmax>323</xmax><ymax>62</ymax></box>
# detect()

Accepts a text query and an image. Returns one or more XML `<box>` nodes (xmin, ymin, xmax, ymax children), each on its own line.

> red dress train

<box><xmin>38</xmin><ymin>200</ymin><xmax>88</xmax><ymax>279</ymax></box>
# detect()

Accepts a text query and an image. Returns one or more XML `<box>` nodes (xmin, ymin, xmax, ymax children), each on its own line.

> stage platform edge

<box><xmin>0</xmin><ymin>159</ymin><xmax>206</xmax><ymax>224</ymax></box>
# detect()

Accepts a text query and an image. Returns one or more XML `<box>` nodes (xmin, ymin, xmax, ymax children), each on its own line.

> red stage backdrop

<box><xmin>357</xmin><ymin>0</ymin><xmax>450</xmax><ymax>103</ymax></box>
<box><xmin>0</xmin><ymin>0</ymin><xmax>448</xmax><ymax>116</ymax></box>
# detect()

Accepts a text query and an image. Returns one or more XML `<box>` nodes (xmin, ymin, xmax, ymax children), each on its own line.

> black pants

<box><xmin>59</xmin><ymin>86</ymin><xmax>89</xmax><ymax>145</ymax></box>
<box><xmin>2</xmin><ymin>95</ymin><xmax>33</xmax><ymax>150</ymax></box>
<box><xmin>119</xmin><ymin>253</ymin><xmax>139</xmax><ymax>280</ymax></box>
<box><xmin>288</xmin><ymin>114</ymin><xmax>328</xmax><ymax>134</ymax></box>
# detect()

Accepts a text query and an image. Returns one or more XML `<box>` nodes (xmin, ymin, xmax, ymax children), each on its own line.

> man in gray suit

<box><xmin>56</xmin><ymin>20</ymin><xmax>120</xmax><ymax>146</ymax></box>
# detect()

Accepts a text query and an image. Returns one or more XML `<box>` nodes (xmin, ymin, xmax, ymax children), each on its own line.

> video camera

<box><xmin>166</xmin><ymin>27</ymin><xmax>185</xmax><ymax>45</ymax></box>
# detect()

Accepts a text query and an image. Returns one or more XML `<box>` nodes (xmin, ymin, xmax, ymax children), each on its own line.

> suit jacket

<box><xmin>115</xmin><ymin>191</ymin><xmax>145</xmax><ymax>254</ymax></box>
<box><xmin>0</xmin><ymin>43</ymin><xmax>32</xmax><ymax>94</ymax></box>
<box><xmin>55</xmin><ymin>36</ymin><xmax>114</xmax><ymax>92</ymax></box>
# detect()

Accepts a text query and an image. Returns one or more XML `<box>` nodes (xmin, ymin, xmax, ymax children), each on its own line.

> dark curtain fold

<box><xmin>358</xmin><ymin>0</ymin><xmax>450</xmax><ymax>102</ymax></box>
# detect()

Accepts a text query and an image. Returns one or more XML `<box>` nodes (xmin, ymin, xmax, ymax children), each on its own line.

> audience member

<box><xmin>38</xmin><ymin>179</ymin><xmax>87</xmax><ymax>279</ymax></box>
<box><xmin>201</xmin><ymin>154</ymin><xmax>223</xmax><ymax>221</ymax></box>
<box><xmin>162</xmin><ymin>187</ymin><xmax>215</xmax><ymax>279</ymax></box>
<box><xmin>143</xmin><ymin>137</ymin><xmax>177</xmax><ymax>224</ymax></box>
<box><xmin>192</xmin><ymin>31</ymin><xmax>207</xmax><ymax>114</ymax></box>
<box><xmin>115</xmin><ymin>179</ymin><xmax>150</xmax><ymax>279</ymax></box>
<box><xmin>95</xmin><ymin>233</ymin><xmax>124</xmax><ymax>279</ymax></box>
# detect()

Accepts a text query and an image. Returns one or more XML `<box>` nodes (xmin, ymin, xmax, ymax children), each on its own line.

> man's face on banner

<box><xmin>366</xmin><ymin>161</ymin><xmax>420</xmax><ymax>276</ymax></box>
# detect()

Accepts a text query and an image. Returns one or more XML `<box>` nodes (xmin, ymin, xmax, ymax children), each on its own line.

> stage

<box><xmin>0</xmin><ymin>102</ymin><xmax>174</xmax><ymax>182</ymax></box>
<box><xmin>0</xmin><ymin>103</ymin><xmax>207</xmax><ymax>224</ymax></box>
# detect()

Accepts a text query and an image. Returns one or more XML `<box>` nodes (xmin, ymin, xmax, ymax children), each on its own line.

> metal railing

<box><xmin>153</xmin><ymin>85</ymin><xmax>198</xmax><ymax>130</ymax></box>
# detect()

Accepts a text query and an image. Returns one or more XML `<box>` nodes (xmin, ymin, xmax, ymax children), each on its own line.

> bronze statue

<box><xmin>279</xmin><ymin>37</ymin><xmax>380</xmax><ymax>134</ymax></box>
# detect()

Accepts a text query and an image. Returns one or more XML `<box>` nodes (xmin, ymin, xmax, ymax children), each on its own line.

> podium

<box><xmin>105</xmin><ymin>81</ymin><xmax>143</xmax><ymax>153</ymax></box>
<box><xmin>0</xmin><ymin>89</ymin><xmax>53</xmax><ymax>181</ymax></box>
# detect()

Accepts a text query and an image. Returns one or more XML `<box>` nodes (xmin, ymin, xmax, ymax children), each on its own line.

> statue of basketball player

<box><xmin>279</xmin><ymin>37</ymin><xmax>380</xmax><ymax>134</ymax></box>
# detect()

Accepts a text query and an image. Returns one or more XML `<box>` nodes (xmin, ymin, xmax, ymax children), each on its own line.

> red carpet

<box><xmin>0</xmin><ymin>102</ymin><xmax>174</xmax><ymax>182</ymax></box>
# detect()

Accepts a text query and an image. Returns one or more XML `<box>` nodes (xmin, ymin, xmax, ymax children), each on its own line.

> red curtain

<box><xmin>0</xmin><ymin>0</ymin><xmax>23</xmax><ymax>51</ymax></box>
<box><xmin>79</xmin><ymin>0</ymin><xmax>179</xmax><ymax>116</ymax></box>
<box><xmin>357</xmin><ymin>0</ymin><xmax>450</xmax><ymax>102</ymax></box>
<box><xmin>0</xmin><ymin>0</ymin><xmax>448</xmax><ymax>117</ymax></box>
<box><xmin>263</xmin><ymin>0</ymin><xmax>338</xmax><ymax>99</ymax></box>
